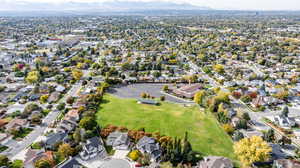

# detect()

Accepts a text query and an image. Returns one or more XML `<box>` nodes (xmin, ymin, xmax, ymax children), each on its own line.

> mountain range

<box><xmin>0</xmin><ymin>0</ymin><xmax>212</xmax><ymax>12</ymax></box>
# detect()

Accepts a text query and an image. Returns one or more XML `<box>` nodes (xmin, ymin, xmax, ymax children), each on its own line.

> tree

<box><xmin>235</xmin><ymin>119</ymin><xmax>248</xmax><ymax>129</ymax></box>
<box><xmin>160</xmin><ymin>96</ymin><xmax>165</xmax><ymax>101</ymax></box>
<box><xmin>34</xmin><ymin>159</ymin><xmax>51</xmax><ymax>168</ymax></box>
<box><xmin>31</xmin><ymin>114</ymin><xmax>42</xmax><ymax>124</ymax></box>
<box><xmin>58</xmin><ymin>143</ymin><xmax>74</xmax><ymax>159</ymax></box>
<box><xmin>79</xmin><ymin>116</ymin><xmax>97</xmax><ymax>130</ymax></box>
<box><xmin>72</xmin><ymin>69</ymin><xmax>83</xmax><ymax>81</ymax></box>
<box><xmin>0</xmin><ymin>155</ymin><xmax>9</xmax><ymax>167</ymax></box>
<box><xmin>128</xmin><ymin>150</ymin><xmax>140</xmax><ymax>161</ymax></box>
<box><xmin>215</xmin><ymin>91</ymin><xmax>230</xmax><ymax>104</ymax></box>
<box><xmin>277</xmin><ymin>136</ymin><xmax>291</xmax><ymax>146</ymax></box>
<box><xmin>274</xmin><ymin>90</ymin><xmax>289</xmax><ymax>100</ymax></box>
<box><xmin>73</xmin><ymin>128</ymin><xmax>81</xmax><ymax>143</ymax></box>
<box><xmin>263</xmin><ymin>129</ymin><xmax>275</xmax><ymax>143</ymax></box>
<box><xmin>66</xmin><ymin>96</ymin><xmax>75</xmax><ymax>104</ymax></box>
<box><xmin>26</xmin><ymin>71</ymin><xmax>40</xmax><ymax>84</ymax></box>
<box><xmin>10</xmin><ymin>160</ymin><xmax>23</xmax><ymax>168</ymax></box>
<box><xmin>39</xmin><ymin>95</ymin><xmax>49</xmax><ymax>103</ymax></box>
<box><xmin>140</xmin><ymin>92</ymin><xmax>147</xmax><ymax>98</ymax></box>
<box><xmin>194</xmin><ymin>90</ymin><xmax>206</xmax><ymax>105</ymax></box>
<box><xmin>281</xmin><ymin>106</ymin><xmax>289</xmax><ymax>117</ymax></box>
<box><xmin>222</xmin><ymin>124</ymin><xmax>234</xmax><ymax>135</ymax></box>
<box><xmin>56</xmin><ymin>103</ymin><xmax>65</xmax><ymax>111</ymax></box>
<box><xmin>213</xmin><ymin>64</ymin><xmax>225</xmax><ymax>74</ymax></box>
<box><xmin>242</xmin><ymin>112</ymin><xmax>251</xmax><ymax>121</ymax></box>
<box><xmin>234</xmin><ymin>136</ymin><xmax>271</xmax><ymax>167</ymax></box>
<box><xmin>162</xmin><ymin>85</ymin><xmax>169</xmax><ymax>92</ymax></box>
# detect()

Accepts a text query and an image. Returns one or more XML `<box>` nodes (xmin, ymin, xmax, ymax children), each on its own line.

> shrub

<box><xmin>128</xmin><ymin>150</ymin><xmax>141</xmax><ymax>161</ymax></box>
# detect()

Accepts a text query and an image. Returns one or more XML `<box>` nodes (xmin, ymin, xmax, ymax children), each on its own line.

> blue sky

<box><xmin>6</xmin><ymin>0</ymin><xmax>300</xmax><ymax>10</ymax></box>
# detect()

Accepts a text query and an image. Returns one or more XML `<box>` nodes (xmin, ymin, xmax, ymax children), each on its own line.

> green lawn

<box><xmin>97</xmin><ymin>94</ymin><xmax>236</xmax><ymax>160</ymax></box>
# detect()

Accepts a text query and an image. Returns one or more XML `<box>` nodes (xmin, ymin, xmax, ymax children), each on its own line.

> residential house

<box><xmin>59</xmin><ymin>109</ymin><xmax>80</xmax><ymax>132</ymax></box>
<box><xmin>106</xmin><ymin>131</ymin><xmax>132</xmax><ymax>150</ymax></box>
<box><xmin>5</xmin><ymin>118</ymin><xmax>28</xmax><ymax>132</ymax></box>
<box><xmin>57</xmin><ymin>157</ymin><xmax>84</xmax><ymax>168</ymax></box>
<box><xmin>48</xmin><ymin>91</ymin><xmax>61</xmax><ymax>103</ymax></box>
<box><xmin>240</xmin><ymin>129</ymin><xmax>263</xmax><ymax>138</ymax></box>
<box><xmin>273</xmin><ymin>115</ymin><xmax>296</xmax><ymax>129</ymax></box>
<box><xmin>195</xmin><ymin>156</ymin><xmax>233</xmax><ymax>168</ymax></box>
<box><xmin>136</xmin><ymin>136</ymin><xmax>162</xmax><ymax>162</ymax></box>
<box><xmin>273</xmin><ymin>159</ymin><xmax>300</xmax><ymax>168</ymax></box>
<box><xmin>79</xmin><ymin>137</ymin><xmax>107</xmax><ymax>161</ymax></box>
<box><xmin>24</xmin><ymin>150</ymin><xmax>54</xmax><ymax>168</ymax></box>
<box><xmin>24</xmin><ymin>149</ymin><xmax>45</xmax><ymax>168</ymax></box>
<box><xmin>45</xmin><ymin>132</ymin><xmax>67</xmax><ymax>150</ymax></box>
<box><xmin>270</xmin><ymin>144</ymin><xmax>289</xmax><ymax>161</ymax></box>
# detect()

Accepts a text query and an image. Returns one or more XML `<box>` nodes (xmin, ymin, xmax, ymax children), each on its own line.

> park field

<box><xmin>96</xmin><ymin>94</ymin><xmax>236</xmax><ymax>160</ymax></box>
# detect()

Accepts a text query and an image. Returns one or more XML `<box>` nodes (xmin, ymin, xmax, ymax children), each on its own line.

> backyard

<box><xmin>97</xmin><ymin>94</ymin><xmax>236</xmax><ymax>160</ymax></box>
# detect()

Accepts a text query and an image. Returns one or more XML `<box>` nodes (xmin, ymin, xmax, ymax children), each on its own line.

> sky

<box><xmin>5</xmin><ymin>0</ymin><xmax>300</xmax><ymax>10</ymax></box>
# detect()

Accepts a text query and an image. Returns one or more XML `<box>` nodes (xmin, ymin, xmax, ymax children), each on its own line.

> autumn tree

<box><xmin>234</xmin><ymin>136</ymin><xmax>271</xmax><ymax>167</ymax></box>
<box><xmin>26</xmin><ymin>71</ymin><xmax>40</xmax><ymax>84</ymax></box>
<box><xmin>58</xmin><ymin>143</ymin><xmax>74</xmax><ymax>159</ymax></box>
<box><xmin>79</xmin><ymin>116</ymin><xmax>97</xmax><ymax>130</ymax></box>
<box><xmin>72</xmin><ymin>69</ymin><xmax>83</xmax><ymax>81</ymax></box>
<box><xmin>194</xmin><ymin>90</ymin><xmax>206</xmax><ymax>106</ymax></box>
<box><xmin>213</xmin><ymin>64</ymin><xmax>225</xmax><ymax>74</ymax></box>
<box><xmin>34</xmin><ymin>159</ymin><xmax>52</xmax><ymax>168</ymax></box>
<box><xmin>39</xmin><ymin>95</ymin><xmax>49</xmax><ymax>103</ymax></box>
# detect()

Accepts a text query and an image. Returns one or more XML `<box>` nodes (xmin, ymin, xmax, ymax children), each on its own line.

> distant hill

<box><xmin>0</xmin><ymin>0</ymin><xmax>212</xmax><ymax>12</ymax></box>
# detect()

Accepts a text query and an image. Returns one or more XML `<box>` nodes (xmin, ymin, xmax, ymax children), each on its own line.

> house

<box><xmin>106</xmin><ymin>131</ymin><xmax>132</xmax><ymax>150</ymax></box>
<box><xmin>28</xmin><ymin>94</ymin><xmax>40</xmax><ymax>101</ymax></box>
<box><xmin>251</xmin><ymin>96</ymin><xmax>266</xmax><ymax>108</ymax></box>
<box><xmin>273</xmin><ymin>115</ymin><xmax>296</xmax><ymax>129</ymax></box>
<box><xmin>55</xmin><ymin>85</ymin><xmax>66</xmax><ymax>92</ymax></box>
<box><xmin>58</xmin><ymin>120</ymin><xmax>76</xmax><ymax>133</ymax></box>
<box><xmin>48</xmin><ymin>91</ymin><xmax>61</xmax><ymax>103</ymax></box>
<box><xmin>136</xmin><ymin>136</ymin><xmax>162</xmax><ymax>162</ymax></box>
<box><xmin>240</xmin><ymin>129</ymin><xmax>263</xmax><ymax>138</ymax></box>
<box><xmin>58</xmin><ymin>109</ymin><xmax>80</xmax><ymax>132</ymax></box>
<box><xmin>6</xmin><ymin>103</ymin><xmax>25</xmax><ymax>115</ymax></box>
<box><xmin>227</xmin><ymin>109</ymin><xmax>237</xmax><ymax>118</ymax></box>
<box><xmin>79</xmin><ymin>137</ymin><xmax>107</xmax><ymax>161</ymax></box>
<box><xmin>270</xmin><ymin>144</ymin><xmax>288</xmax><ymax>161</ymax></box>
<box><xmin>273</xmin><ymin>159</ymin><xmax>300</xmax><ymax>168</ymax></box>
<box><xmin>45</xmin><ymin>132</ymin><xmax>67</xmax><ymax>150</ymax></box>
<box><xmin>57</xmin><ymin>157</ymin><xmax>84</xmax><ymax>168</ymax></box>
<box><xmin>5</xmin><ymin>118</ymin><xmax>28</xmax><ymax>132</ymax></box>
<box><xmin>195</xmin><ymin>156</ymin><xmax>233</xmax><ymax>168</ymax></box>
<box><xmin>231</xmin><ymin>117</ymin><xmax>241</xmax><ymax>127</ymax></box>
<box><xmin>24</xmin><ymin>149</ymin><xmax>45</xmax><ymax>168</ymax></box>
<box><xmin>137</xmin><ymin>99</ymin><xmax>158</xmax><ymax>105</ymax></box>
<box><xmin>172</xmin><ymin>83</ymin><xmax>202</xmax><ymax>99</ymax></box>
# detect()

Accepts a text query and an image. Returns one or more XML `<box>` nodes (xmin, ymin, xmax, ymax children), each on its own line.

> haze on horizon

<box><xmin>1</xmin><ymin>0</ymin><xmax>300</xmax><ymax>11</ymax></box>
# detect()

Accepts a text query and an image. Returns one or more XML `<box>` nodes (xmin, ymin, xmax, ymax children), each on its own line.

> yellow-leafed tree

<box><xmin>213</xmin><ymin>64</ymin><xmax>225</xmax><ymax>74</ymax></box>
<box><xmin>234</xmin><ymin>136</ymin><xmax>271</xmax><ymax>167</ymax></box>
<box><xmin>26</xmin><ymin>71</ymin><xmax>40</xmax><ymax>84</ymax></box>
<box><xmin>72</xmin><ymin>69</ymin><xmax>83</xmax><ymax>81</ymax></box>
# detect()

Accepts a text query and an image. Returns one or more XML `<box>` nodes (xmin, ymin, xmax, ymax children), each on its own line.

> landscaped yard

<box><xmin>97</xmin><ymin>94</ymin><xmax>236</xmax><ymax>160</ymax></box>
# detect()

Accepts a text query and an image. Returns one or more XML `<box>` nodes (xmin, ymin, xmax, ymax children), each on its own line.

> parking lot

<box><xmin>108</xmin><ymin>83</ymin><xmax>192</xmax><ymax>104</ymax></box>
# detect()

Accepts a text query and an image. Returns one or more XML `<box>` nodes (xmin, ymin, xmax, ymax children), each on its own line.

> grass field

<box><xmin>97</xmin><ymin>94</ymin><xmax>236</xmax><ymax>160</ymax></box>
